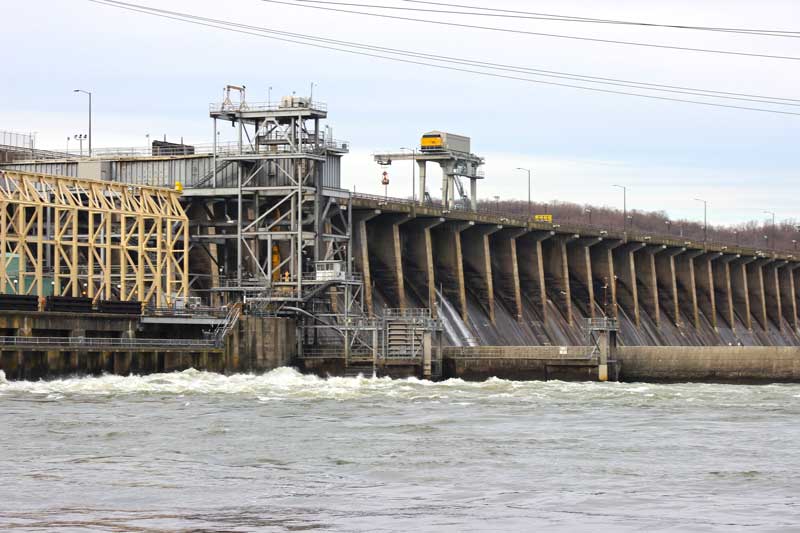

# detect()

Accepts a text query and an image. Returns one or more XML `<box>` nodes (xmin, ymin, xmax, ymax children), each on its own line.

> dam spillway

<box><xmin>350</xmin><ymin>195</ymin><xmax>800</xmax><ymax>348</ymax></box>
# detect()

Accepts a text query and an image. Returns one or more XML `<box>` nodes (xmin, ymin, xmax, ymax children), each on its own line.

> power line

<box><xmin>89</xmin><ymin>0</ymin><xmax>800</xmax><ymax>105</ymax></box>
<box><xmin>397</xmin><ymin>0</ymin><xmax>800</xmax><ymax>37</ymax></box>
<box><xmin>97</xmin><ymin>1</ymin><xmax>800</xmax><ymax>107</ymax></box>
<box><xmin>89</xmin><ymin>1</ymin><xmax>800</xmax><ymax>116</ymax></box>
<box><xmin>264</xmin><ymin>0</ymin><xmax>800</xmax><ymax>61</ymax></box>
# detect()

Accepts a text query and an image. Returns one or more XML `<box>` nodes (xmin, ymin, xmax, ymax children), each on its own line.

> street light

<box><xmin>73</xmin><ymin>89</ymin><xmax>92</xmax><ymax>157</ymax></box>
<box><xmin>665</xmin><ymin>220</ymin><xmax>672</xmax><ymax>234</ymax></box>
<box><xmin>515</xmin><ymin>168</ymin><xmax>532</xmax><ymax>221</ymax></box>
<box><xmin>694</xmin><ymin>198</ymin><xmax>708</xmax><ymax>243</ymax></box>
<box><xmin>584</xmin><ymin>208</ymin><xmax>592</xmax><ymax>225</ymax></box>
<box><xmin>763</xmin><ymin>210</ymin><xmax>776</xmax><ymax>250</ymax></box>
<box><xmin>400</xmin><ymin>147</ymin><xmax>417</xmax><ymax>207</ymax></box>
<box><xmin>613</xmin><ymin>184</ymin><xmax>627</xmax><ymax>231</ymax></box>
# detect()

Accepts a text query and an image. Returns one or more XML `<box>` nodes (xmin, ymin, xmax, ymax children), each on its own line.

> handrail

<box><xmin>0</xmin><ymin>336</ymin><xmax>220</xmax><ymax>349</ymax></box>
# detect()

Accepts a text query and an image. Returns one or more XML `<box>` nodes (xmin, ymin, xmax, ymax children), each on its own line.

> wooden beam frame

<box><xmin>0</xmin><ymin>170</ymin><xmax>189</xmax><ymax>306</ymax></box>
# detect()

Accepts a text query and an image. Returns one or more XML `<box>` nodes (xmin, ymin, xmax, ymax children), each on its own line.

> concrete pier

<box><xmin>0</xmin><ymin>312</ymin><xmax>295</xmax><ymax>381</ymax></box>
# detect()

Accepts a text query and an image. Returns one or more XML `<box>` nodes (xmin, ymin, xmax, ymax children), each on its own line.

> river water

<box><xmin>1</xmin><ymin>368</ymin><xmax>799</xmax><ymax>532</ymax></box>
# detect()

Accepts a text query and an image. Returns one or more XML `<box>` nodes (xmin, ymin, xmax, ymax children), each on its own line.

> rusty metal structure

<box><xmin>0</xmin><ymin>169</ymin><xmax>189</xmax><ymax>306</ymax></box>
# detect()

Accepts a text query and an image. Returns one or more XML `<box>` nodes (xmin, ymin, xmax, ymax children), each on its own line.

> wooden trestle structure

<box><xmin>0</xmin><ymin>170</ymin><xmax>189</xmax><ymax>306</ymax></box>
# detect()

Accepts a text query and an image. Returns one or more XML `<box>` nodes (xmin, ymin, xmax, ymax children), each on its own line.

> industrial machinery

<box><xmin>376</xmin><ymin>131</ymin><xmax>485</xmax><ymax>210</ymax></box>
<box><xmin>420</xmin><ymin>131</ymin><xmax>471</xmax><ymax>154</ymax></box>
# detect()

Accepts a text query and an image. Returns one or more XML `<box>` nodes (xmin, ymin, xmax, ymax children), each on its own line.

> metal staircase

<box><xmin>209</xmin><ymin>303</ymin><xmax>241</xmax><ymax>346</ymax></box>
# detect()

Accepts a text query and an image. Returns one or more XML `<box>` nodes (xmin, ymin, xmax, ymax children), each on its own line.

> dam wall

<box><xmin>616</xmin><ymin>346</ymin><xmax>800</xmax><ymax>383</ymax></box>
<box><xmin>353</xmin><ymin>197</ymin><xmax>800</xmax><ymax>348</ymax></box>
<box><xmin>442</xmin><ymin>345</ymin><xmax>800</xmax><ymax>383</ymax></box>
<box><xmin>0</xmin><ymin>312</ymin><xmax>296</xmax><ymax>381</ymax></box>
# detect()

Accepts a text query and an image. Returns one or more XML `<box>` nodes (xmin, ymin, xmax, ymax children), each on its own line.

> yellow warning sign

<box><xmin>534</xmin><ymin>214</ymin><xmax>553</xmax><ymax>223</ymax></box>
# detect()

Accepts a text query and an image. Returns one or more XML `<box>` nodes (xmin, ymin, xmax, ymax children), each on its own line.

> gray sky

<box><xmin>2</xmin><ymin>0</ymin><xmax>799</xmax><ymax>224</ymax></box>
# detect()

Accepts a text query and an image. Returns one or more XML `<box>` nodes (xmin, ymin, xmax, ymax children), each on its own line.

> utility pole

<box><xmin>613</xmin><ymin>184</ymin><xmax>627</xmax><ymax>231</ymax></box>
<box><xmin>764</xmin><ymin>210</ymin><xmax>776</xmax><ymax>250</ymax></box>
<box><xmin>695</xmin><ymin>198</ymin><xmax>708</xmax><ymax>243</ymax></box>
<box><xmin>515</xmin><ymin>168</ymin><xmax>532</xmax><ymax>221</ymax></box>
<box><xmin>73</xmin><ymin>89</ymin><xmax>92</xmax><ymax>157</ymax></box>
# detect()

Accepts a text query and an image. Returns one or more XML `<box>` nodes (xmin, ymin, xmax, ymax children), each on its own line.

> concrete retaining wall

<box><xmin>443</xmin><ymin>346</ymin><xmax>598</xmax><ymax>381</ymax></box>
<box><xmin>0</xmin><ymin>315</ymin><xmax>296</xmax><ymax>380</ymax></box>
<box><xmin>618</xmin><ymin>346</ymin><xmax>800</xmax><ymax>383</ymax></box>
<box><xmin>235</xmin><ymin>316</ymin><xmax>296</xmax><ymax>372</ymax></box>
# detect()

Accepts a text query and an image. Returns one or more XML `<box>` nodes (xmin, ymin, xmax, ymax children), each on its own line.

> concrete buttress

<box><xmin>613</xmin><ymin>243</ymin><xmax>645</xmax><ymax>326</ymax></box>
<box><xmin>591</xmin><ymin>240</ymin><xmax>623</xmax><ymax>319</ymax></box>
<box><xmin>400</xmin><ymin>217</ymin><xmax>444</xmax><ymax>317</ymax></box>
<box><xmin>635</xmin><ymin>245</ymin><xmax>663</xmax><ymax>327</ymax></box>
<box><xmin>432</xmin><ymin>221</ymin><xmax>472</xmax><ymax>322</ymax></box>
<box><xmin>462</xmin><ymin>224</ymin><xmax>502</xmax><ymax>324</ymax></box>
<box><xmin>731</xmin><ymin>257</ymin><xmax>756</xmax><ymax>331</ymax></box>
<box><xmin>516</xmin><ymin>231</ymin><xmax>552</xmax><ymax>322</ymax></box>
<box><xmin>490</xmin><ymin>228</ymin><xmax>528</xmax><ymax>322</ymax></box>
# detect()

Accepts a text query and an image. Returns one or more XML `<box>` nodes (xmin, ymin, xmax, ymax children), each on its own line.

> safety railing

<box><xmin>144</xmin><ymin>306</ymin><xmax>230</xmax><ymax>318</ymax></box>
<box><xmin>0</xmin><ymin>336</ymin><xmax>220</xmax><ymax>349</ymax></box>
<box><xmin>586</xmin><ymin>317</ymin><xmax>620</xmax><ymax>331</ymax></box>
<box><xmin>384</xmin><ymin>308</ymin><xmax>432</xmax><ymax>319</ymax></box>
<box><xmin>5</xmin><ymin>137</ymin><xmax>348</xmax><ymax>162</ymax></box>
<box><xmin>209</xmin><ymin>100</ymin><xmax>328</xmax><ymax>113</ymax></box>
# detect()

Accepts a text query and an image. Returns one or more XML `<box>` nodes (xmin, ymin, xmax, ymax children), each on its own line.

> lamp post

<box><xmin>613</xmin><ymin>184</ymin><xmax>627</xmax><ymax>231</ymax></box>
<box><xmin>66</xmin><ymin>137</ymin><xmax>70</xmax><ymax>156</ymax></box>
<box><xmin>763</xmin><ymin>210</ymin><xmax>776</xmax><ymax>250</ymax></box>
<box><xmin>73</xmin><ymin>89</ymin><xmax>92</xmax><ymax>157</ymax></box>
<box><xmin>400</xmin><ymin>147</ymin><xmax>417</xmax><ymax>208</ymax></box>
<box><xmin>665</xmin><ymin>220</ymin><xmax>672</xmax><ymax>234</ymax></box>
<box><xmin>515</xmin><ymin>167</ymin><xmax>532</xmax><ymax>221</ymax></box>
<box><xmin>584</xmin><ymin>208</ymin><xmax>592</xmax><ymax>225</ymax></box>
<box><xmin>694</xmin><ymin>198</ymin><xmax>708</xmax><ymax>243</ymax></box>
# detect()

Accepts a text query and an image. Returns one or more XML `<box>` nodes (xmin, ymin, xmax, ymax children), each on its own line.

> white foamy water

<box><xmin>2</xmin><ymin>369</ymin><xmax>800</xmax><ymax>531</ymax></box>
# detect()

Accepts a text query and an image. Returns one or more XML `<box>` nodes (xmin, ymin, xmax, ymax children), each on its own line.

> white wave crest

<box><xmin>0</xmin><ymin>367</ymin><xmax>796</xmax><ymax>403</ymax></box>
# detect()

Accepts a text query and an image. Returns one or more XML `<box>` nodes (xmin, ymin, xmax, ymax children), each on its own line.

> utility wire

<box><xmin>89</xmin><ymin>0</ymin><xmax>800</xmax><ymax>116</ymax></box>
<box><xmin>89</xmin><ymin>0</ymin><xmax>800</xmax><ymax>105</ymax></box>
<box><xmin>397</xmin><ymin>0</ymin><xmax>800</xmax><ymax>37</ymax></box>
<box><xmin>265</xmin><ymin>0</ymin><xmax>800</xmax><ymax>61</ymax></box>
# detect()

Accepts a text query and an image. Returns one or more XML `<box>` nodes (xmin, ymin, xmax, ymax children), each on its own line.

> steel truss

<box><xmin>0</xmin><ymin>170</ymin><xmax>189</xmax><ymax>305</ymax></box>
<box><xmin>209</xmin><ymin>94</ymin><xmax>352</xmax><ymax>306</ymax></box>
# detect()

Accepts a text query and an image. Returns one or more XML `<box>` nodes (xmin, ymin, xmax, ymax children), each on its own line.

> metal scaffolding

<box><xmin>0</xmin><ymin>170</ymin><xmax>189</xmax><ymax>306</ymax></box>
<box><xmin>208</xmin><ymin>89</ymin><xmax>351</xmax><ymax>306</ymax></box>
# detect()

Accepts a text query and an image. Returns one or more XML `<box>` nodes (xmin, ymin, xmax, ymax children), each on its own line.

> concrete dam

<box><xmin>2</xmin><ymin>88</ymin><xmax>800</xmax><ymax>383</ymax></box>
<box><xmin>351</xmin><ymin>195</ymin><xmax>800</xmax><ymax>350</ymax></box>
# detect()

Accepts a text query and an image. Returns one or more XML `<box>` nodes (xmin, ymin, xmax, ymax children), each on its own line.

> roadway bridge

<box><xmin>350</xmin><ymin>194</ymin><xmax>800</xmax><ymax>348</ymax></box>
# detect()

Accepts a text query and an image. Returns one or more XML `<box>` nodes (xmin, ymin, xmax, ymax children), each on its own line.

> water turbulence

<box><xmin>2</xmin><ymin>370</ymin><xmax>800</xmax><ymax>531</ymax></box>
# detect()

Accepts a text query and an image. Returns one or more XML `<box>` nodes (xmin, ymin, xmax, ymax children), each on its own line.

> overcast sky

<box><xmin>2</xmin><ymin>0</ymin><xmax>799</xmax><ymax>225</ymax></box>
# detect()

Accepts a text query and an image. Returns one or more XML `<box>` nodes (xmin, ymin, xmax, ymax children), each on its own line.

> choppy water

<box><xmin>1</xmin><ymin>369</ymin><xmax>799</xmax><ymax>532</ymax></box>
